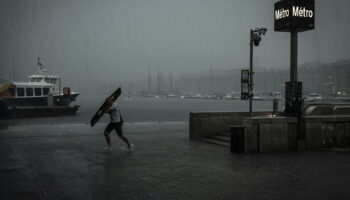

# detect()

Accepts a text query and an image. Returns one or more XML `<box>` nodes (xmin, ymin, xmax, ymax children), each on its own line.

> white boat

<box><xmin>0</xmin><ymin>58</ymin><xmax>79</xmax><ymax>107</ymax></box>
<box><xmin>270</xmin><ymin>92</ymin><xmax>283</xmax><ymax>100</ymax></box>
<box><xmin>253</xmin><ymin>96</ymin><xmax>265</xmax><ymax>101</ymax></box>
<box><xmin>304</xmin><ymin>93</ymin><xmax>323</xmax><ymax>102</ymax></box>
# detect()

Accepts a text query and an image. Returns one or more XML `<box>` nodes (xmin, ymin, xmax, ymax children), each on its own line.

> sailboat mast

<box><xmin>148</xmin><ymin>64</ymin><xmax>151</xmax><ymax>94</ymax></box>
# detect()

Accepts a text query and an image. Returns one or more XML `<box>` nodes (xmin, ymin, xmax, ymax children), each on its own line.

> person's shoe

<box><xmin>104</xmin><ymin>146</ymin><xmax>112</xmax><ymax>150</ymax></box>
<box><xmin>127</xmin><ymin>144</ymin><xmax>134</xmax><ymax>153</ymax></box>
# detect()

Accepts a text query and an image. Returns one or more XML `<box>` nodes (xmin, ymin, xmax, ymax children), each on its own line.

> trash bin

<box><xmin>230</xmin><ymin>126</ymin><xmax>245</xmax><ymax>153</ymax></box>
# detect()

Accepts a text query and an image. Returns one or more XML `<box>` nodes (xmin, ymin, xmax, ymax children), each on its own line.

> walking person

<box><xmin>103</xmin><ymin>97</ymin><xmax>134</xmax><ymax>152</ymax></box>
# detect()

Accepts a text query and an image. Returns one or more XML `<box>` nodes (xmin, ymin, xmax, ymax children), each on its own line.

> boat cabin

<box><xmin>3</xmin><ymin>82</ymin><xmax>53</xmax><ymax>98</ymax></box>
<box><xmin>29</xmin><ymin>74</ymin><xmax>59</xmax><ymax>84</ymax></box>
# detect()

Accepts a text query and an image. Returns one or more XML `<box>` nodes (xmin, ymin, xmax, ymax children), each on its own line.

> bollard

<box><xmin>230</xmin><ymin>126</ymin><xmax>245</xmax><ymax>153</ymax></box>
<box><xmin>273</xmin><ymin>98</ymin><xmax>279</xmax><ymax>116</ymax></box>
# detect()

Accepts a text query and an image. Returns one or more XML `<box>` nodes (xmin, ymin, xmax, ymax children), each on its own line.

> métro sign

<box><xmin>274</xmin><ymin>0</ymin><xmax>315</xmax><ymax>32</ymax></box>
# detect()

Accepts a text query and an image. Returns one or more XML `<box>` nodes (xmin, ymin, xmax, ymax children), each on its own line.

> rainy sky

<box><xmin>0</xmin><ymin>0</ymin><xmax>349</xmax><ymax>83</ymax></box>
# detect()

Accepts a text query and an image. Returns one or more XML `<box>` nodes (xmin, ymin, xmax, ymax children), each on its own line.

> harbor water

<box><xmin>1</xmin><ymin>95</ymin><xmax>280</xmax><ymax>126</ymax></box>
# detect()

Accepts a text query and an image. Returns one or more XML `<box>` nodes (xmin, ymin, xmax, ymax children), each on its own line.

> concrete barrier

<box><xmin>301</xmin><ymin>116</ymin><xmax>350</xmax><ymax>150</ymax></box>
<box><xmin>243</xmin><ymin>117</ymin><xmax>298</xmax><ymax>153</ymax></box>
<box><xmin>189</xmin><ymin>108</ymin><xmax>350</xmax><ymax>153</ymax></box>
<box><xmin>189</xmin><ymin>111</ymin><xmax>272</xmax><ymax>140</ymax></box>
<box><xmin>304</xmin><ymin>105</ymin><xmax>334</xmax><ymax>116</ymax></box>
<box><xmin>304</xmin><ymin>104</ymin><xmax>350</xmax><ymax>116</ymax></box>
<box><xmin>334</xmin><ymin>106</ymin><xmax>350</xmax><ymax>115</ymax></box>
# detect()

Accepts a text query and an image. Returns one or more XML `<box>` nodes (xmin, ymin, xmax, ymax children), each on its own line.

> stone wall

<box><xmin>301</xmin><ymin>116</ymin><xmax>350</xmax><ymax>150</ymax></box>
<box><xmin>189</xmin><ymin>111</ymin><xmax>350</xmax><ymax>153</ymax></box>
<box><xmin>304</xmin><ymin>104</ymin><xmax>350</xmax><ymax>116</ymax></box>
<box><xmin>243</xmin><ymin>117</ymin><xmax>298</xmax><ymax>153</ymax></box>
<box><xmin>189</xmin><ymin>111</ymin><xmax>272</xmax><ymax>140</ymax></box>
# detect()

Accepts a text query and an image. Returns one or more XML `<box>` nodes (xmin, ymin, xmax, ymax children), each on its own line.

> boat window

<box><xmin>8</xmin><ymin>88</ymin><xmax>16</xmax><ymax>96</ymax></box>
<box><xmin>26</xmin><ymin>88</ymin><xmax>34</xmax><ymax>96</ymax></box>
<box><xmin>43</xmin><ymin>88</ymin><xmax>49</xmax><ymax>95</ymax></box>
<box><xmin>35</xmin><ymin>88</ymin><xmax>42</xmax><ymax>96</ymax></box>
<box><xmin>17</xmin><ymin>88</ymin><xmax>25</xmax><ymax>97</ymax></box>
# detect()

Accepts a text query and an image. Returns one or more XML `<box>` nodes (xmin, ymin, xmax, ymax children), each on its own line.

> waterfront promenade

<box><xmin>1</xmin><ymin>122</ymin><xmax>350</xmax><ymax>200</ymax></box>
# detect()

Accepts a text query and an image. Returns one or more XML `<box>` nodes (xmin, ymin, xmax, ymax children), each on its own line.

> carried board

<box><xmin>90</xmin><ymin>87</ymin><xmax>121</xmax><ymax>127</ymax></box>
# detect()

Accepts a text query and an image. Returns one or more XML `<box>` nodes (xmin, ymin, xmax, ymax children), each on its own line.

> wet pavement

<box><xmin>1</xmin><ymin>122</ymin><xmax>350</xmax><ymax>200</ymax></box>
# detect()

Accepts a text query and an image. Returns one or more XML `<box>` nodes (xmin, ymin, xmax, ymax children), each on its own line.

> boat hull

<box><xmin>1</xmin><ymin>93</ymin><xmax>79</xmax><ymax>107</ymax></box>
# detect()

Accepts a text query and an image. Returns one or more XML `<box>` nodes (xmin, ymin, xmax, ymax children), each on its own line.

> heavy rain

<box><xmin>0</xmin><ymin>0</ymin><xmax>350</xmax><ymax>199</ymax></box>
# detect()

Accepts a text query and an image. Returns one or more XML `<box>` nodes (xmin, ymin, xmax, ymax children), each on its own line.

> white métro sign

<box><xmin>274</xmin><ymin>0</ymin><xmax>314</xmax><ymax>33</ymax></box>
<box><xmin>275</xmin><ymin>6</ymin><xmax>314</xmax><ymax>20</ymax></box>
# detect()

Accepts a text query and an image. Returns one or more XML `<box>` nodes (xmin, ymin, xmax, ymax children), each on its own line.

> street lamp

<box><xmin>249</xmin><ymin>28</ymin><xmax>267</xmax><ymax>115</ymax></box>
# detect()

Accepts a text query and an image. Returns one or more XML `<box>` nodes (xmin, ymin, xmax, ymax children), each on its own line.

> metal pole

<box><xmin>290</xmin><ymin>30</ymin><xmax>298</xmax><ymax>82</ymax></box>
<box><xmin>157</xmin><ymin>64</ymin><xmax>160</xmax><ymax>94</ymax></box>
<box><xmin>210</xmin><ymin>64</ymin><xmax>214</xmax><ymax>93</ymax></box>
<box><xmin>59</xmin><ymin>78</ymin><xmax>61</xmax><ymax>95</ymax></box>
<box><xmin>249</xmin><ymin>30</ymin><xmax>253</xmax><ymax>115</ymax></box>
<box><xmin>148</xmin><ymin>64</ymin><xmax>151</xmax><ymax>94</ymax></box>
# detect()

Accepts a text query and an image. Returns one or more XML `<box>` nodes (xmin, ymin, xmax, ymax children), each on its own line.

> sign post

<box><xmin>274</xmin><ymin>0</ymin><xmax>315</xmax><ymax>116</ymax></box>
<box><xmin>241</xmin><ymin>70</ymin><xmax>249</xmax><ymax>100</ymax></box>
<box><xmin>247</xmin><ymin>28</ymin><xmax>267</xmax><ymax>115</ymax></box>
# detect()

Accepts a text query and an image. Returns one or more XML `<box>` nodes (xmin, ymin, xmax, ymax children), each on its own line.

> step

<box><xmin>200</xmin><ymin>137</ymin><xmax>230</xmax><ymax>148</ymax></box>
<box><xmin>206</xmin><ymin>135</ymin><xmax>230</xmax><ymax>142</ymax></box>
<box><xmin>218</xmin><ymin>131</ymin><xmax>230</xmax><ymax>137</ymax></box>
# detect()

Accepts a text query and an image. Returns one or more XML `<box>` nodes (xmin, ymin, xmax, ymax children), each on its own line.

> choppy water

<box><xmin>1</xmin><ymin>95</ymin><xmax>280</xmax><ymax>126</ymax></box>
